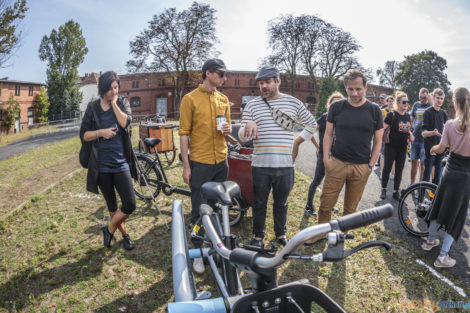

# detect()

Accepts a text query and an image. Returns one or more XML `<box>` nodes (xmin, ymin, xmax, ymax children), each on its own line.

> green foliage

<box><xmin>38</xmin><ymin>20</ymin><xmax>87</xmax><ymax>118</ymax></box>
<box><xmin>3</xmin><ymin>93</ymin><xmax>20</xmax><ymax>132</ymax></box>
<box><xmin>395</xmin><ymin>50</ymin><xmax>451</xmax><ymax>105</ymax></box>
<box><xmin>33</xmin><ymin>87</ymin><xmax>49</xmax><ymax>123</ymax></box>
<box><xmin>0</xmin><ymin>0</ymin><xmax>28</xmax><ymax>68</ymax></box>
<box><xmin>316</xmin><ymin>76</ymin><xmax>345</xmax><ymax>116</ymax></box>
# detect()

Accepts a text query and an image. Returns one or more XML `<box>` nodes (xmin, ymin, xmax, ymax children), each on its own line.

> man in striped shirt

<box><xmin>239</xmin><ymin>66</ymin><xmax>316</xmax><ymax>248</ymax></box>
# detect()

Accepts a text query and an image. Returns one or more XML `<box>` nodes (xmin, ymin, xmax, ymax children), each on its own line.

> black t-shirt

<box><xmin>384</xmin><ymin>111</ymin><xmax>412</xmax><ymax>148</ymax></box>
<box><xmin>317</xmin><ymin>112</ymin><xmax>327</xmax><ymax>154</ymax></box>
<box><xmin>327</xmin><ymin>99</ymin><xmax>383</xmax><ymax>164</ymax></box>
<box><xmin>97</xmin><ymin>106</ymin><xmax>129</xmax><ymax>173</ymax></box>
<box><xmin>422</xmin><ymin>106</ymin><xmax>448</xmax><ymax>155</ymax></box>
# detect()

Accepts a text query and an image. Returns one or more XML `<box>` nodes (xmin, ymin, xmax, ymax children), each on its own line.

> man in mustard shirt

<box><xmin>179</xmin><ymin>59</ymin><xmax>232</xmax><ymax>274</ymax></box>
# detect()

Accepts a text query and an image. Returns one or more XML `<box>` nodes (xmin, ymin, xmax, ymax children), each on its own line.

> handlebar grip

<box><xmin>333</xmin><ymin>204</ymin><xmax>393</xmax><ymax>232</ymax></box>
<box><xmin>200</xmin><ymin>204</ymin><xmax>213</xmax><ymax>216</ymax></box>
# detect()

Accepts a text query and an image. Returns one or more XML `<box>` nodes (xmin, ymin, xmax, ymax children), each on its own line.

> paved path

<box><xmin>295</xmin><ymin>137</ymin><xmax>470</xmax><ymax>288</ymax></box>
<box><xmin>0</xmin><ymin>127</ymin><xmax>79</xmax><ymax>161</ymax></box>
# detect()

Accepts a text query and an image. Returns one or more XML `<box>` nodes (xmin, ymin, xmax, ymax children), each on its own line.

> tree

<box><xmin>33</xmin><ymin>86</ymin><xmax>49</xmax><ymax>123</ymax></box>
<box><xmin>0</xmin><ymin>0</ymin><xmax>27</xmax><ymax>68</ymax></box>
<box><xmin>316</xmin><ymin>76</ymin><xmax>345</xmax><ymax>116</ymax></box>
<box><xmin>38</xmin><ymin>20</ymin><xmax>87</xmax><ymax>119</ymax></box>
<box><xmin>3</xmin><ymin>93</ymin><xmax>20</xmax><ymax>132</ymax></box>
<box><xmin>317</xmin><ymin>25</ymin><xmax>362</xmax><ymax>79</ymax></box>
<box><xmin>376</xmin><ymin>60</ymin><xmax>399</xmax><ymax>90</ymax></box>
<box><xmin>265</xmin><ymin>14</ymin><xmax>307</xmax><ymax>95</ymax></box>
<box><xmin>395</xmin><ymin>50</ymin><xmax>451</xmax><ymax>105</ymax></box>
<box><xmin>127</xmin><ymin>2</ymin><xmax>218</xmax><ymax>116</ymax></box>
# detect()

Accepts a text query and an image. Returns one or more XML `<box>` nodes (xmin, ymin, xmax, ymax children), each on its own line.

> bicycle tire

<box><xmin>132</xmin><ymin>153</ymin><xmax>163</xmax><ymax>201</ymax></box>
<box><xmin>229</xmin><ymin>197</ymin><xmax>245</xmax><ymax>227</ymax></box>
<box><xmin>164</xmin><ymin>149</ymin><xmax>176</xmax><ymax>166</ymax></box>
<box><xmin>398</xmin><ymin>182</ymin><xmax>437</xmax><ymax>237</ymax></box>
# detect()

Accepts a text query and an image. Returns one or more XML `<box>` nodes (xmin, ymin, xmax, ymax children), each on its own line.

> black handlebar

<box><xmin>332</xmin><ymin>204</ymin><xmax>393</xmax><ymax>232</ymax></box>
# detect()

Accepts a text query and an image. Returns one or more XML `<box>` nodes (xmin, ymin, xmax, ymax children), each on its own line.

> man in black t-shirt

<box><xmin>422</xmin><ymin>88</ymin><xmax>447</xmax><ymax>184</ymax></box>
<box><xmin>309</xmin><ymin>70</ymin><xmax>383</xmax><ymax>240</ymax></box>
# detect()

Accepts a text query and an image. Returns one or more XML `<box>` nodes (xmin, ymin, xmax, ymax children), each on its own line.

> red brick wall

<box><xmin>0</xmin><ymin>82</ymin><xmax>42</xmax><ymax>132</ymax></box>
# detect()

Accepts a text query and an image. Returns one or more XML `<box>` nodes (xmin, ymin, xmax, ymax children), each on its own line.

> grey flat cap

<box><xmin>202</xmin><ymin>59</ymin><xmax>227</xmax><ymax>73</ymax></box>
<box><xmin>379</xmin><ymin>93</ymin><xmax>387</xmax><ymax>99</ymax></box>
<box><xmin>255</xmin><ymin>66</ymin><xmax>279</xmax><ymax>81</ymax></box>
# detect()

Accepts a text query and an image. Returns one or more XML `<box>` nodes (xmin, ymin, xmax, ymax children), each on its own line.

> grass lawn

<box><xmin>0</xmin><ymin>132</ymin><xmax>468</xmax><ymax>312</ymax></box>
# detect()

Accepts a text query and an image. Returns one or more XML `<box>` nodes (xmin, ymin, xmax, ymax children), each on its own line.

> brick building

<box><xmin>0</xmin><ymin>79</ymin><xmax>44</xmax><ymax>133</ymax></box>
<box><xmin>118</xmin><ymin>71</ymin><xmax>394</xmax><ymax>119</ymax></box>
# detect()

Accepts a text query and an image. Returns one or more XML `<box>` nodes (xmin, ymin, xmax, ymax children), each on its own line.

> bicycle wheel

<box><xmin>133</xmin><ymin>153</ymin><xmax>163</xmax><ymax>201</ymax></box>
<box><xmin>398</xmin><ymin>182</ymin><xmax>437</xmax><ymax>237</ymax></box>
<box><xmin>229</xmin><ymin>197</ymin><xmax>246</xmax><ymax>227</ymax></box>
<box><xmin>163</xmin><ymin>149</ymin><xmax>176</xmax><ymax>166</ymax></box>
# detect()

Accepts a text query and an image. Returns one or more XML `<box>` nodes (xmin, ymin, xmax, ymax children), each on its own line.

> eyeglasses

<box><xmin>213</xmin><ymin>70</ymin><xmax>226</xmax><ymax>78</ymax></box>
<box><xmin>401</xmin><ymin>100</ymin><xmax>409</xmax><ymax>104</ymax></box>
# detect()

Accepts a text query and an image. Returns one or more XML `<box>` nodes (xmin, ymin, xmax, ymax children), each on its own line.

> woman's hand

<box><xmin>100</xmin><ymin>127</ymin><xmax>117</xmax><ymax>140</ymax></box>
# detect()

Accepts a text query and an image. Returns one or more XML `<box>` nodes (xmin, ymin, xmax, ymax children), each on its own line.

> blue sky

<box><xmin>2</xmin><ymin>0</ymin><xmax>470</xmax><ymax>89</ymax></box>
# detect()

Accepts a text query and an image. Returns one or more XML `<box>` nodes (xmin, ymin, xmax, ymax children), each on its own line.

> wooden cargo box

<box><xmin>139</xmin><ymin>123</ymin><xmax>175</xmax><ymax>153</ymax></box>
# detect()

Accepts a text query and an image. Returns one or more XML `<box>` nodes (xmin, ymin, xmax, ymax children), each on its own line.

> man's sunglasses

<box><xmin>213</xmin><ymin>70</ymin><xmax>226</xmax><ymax>78</ymax></box>
<box><xmin>401</xmin><ymin>100</ymin><xmax>409</xmax><ymax>104</ymax></box>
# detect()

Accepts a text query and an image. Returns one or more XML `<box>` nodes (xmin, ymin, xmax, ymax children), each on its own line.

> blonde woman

<box><xmin>422</xmin><ymin>87</ymin><xmax>470</xmax><ymax>268</ymax></box>
<box><xmin>293</xmin><ymin>91</ymin><xmax>344</xmax><ymax>216</ymax></box>
<box><xmin>380</xmin><ymin>92</ymin><xmax>414</xmax><ymax>200</ymax></box>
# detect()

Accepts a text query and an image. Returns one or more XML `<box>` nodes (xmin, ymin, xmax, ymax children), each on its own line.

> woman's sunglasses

<box><xmin>401</xmin><ymin>100</ymin><xmax>409</xmax><ymax>104</ymax></box>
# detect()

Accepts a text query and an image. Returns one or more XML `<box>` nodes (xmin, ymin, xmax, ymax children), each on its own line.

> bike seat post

<box><xmin>219</xmin><ymin>204</ymin><xmax>231</xmax><ymax>237</ymax></box>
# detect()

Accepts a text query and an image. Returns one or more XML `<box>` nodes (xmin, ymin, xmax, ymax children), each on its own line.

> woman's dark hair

<box><xmin>98</xmin><ymin>71</ymin><xmax>120</xmax><ymax>98</ymax></box>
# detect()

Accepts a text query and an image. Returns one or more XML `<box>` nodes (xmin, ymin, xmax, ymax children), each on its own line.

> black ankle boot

<box><xmin>122</xmin><ymin>234</ymin><xmax>134</xmax><ymax>250</ymax></box>
<box><xmin>102</xmin><ymin>226</ymin><xmax>113</xmax><ymax>248</ymax></box>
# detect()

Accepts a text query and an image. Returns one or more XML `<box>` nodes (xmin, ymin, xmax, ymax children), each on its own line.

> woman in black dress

<box><xmin>422</xmin><ymin>87</ymin><xmax>470</xmax><ymax>268</ymax></box>
<box><xmin>80</xmin><ymin>71</ymin><xmax>137</xmax><ymax>250</ymax></box>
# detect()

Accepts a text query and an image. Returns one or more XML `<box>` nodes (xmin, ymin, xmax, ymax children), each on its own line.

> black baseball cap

<box><xmin>202</xmin><ymin>59</ymin><xmax>227</xmax><ymax>73</ymax></box>
<box><xmin>255</xmin><ymin>66</ymin><xmax>279</xmax><ymax>81</ymax></box>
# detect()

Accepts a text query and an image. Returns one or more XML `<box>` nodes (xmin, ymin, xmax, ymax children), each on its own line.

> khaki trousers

<box><xmin>318</xmin><ymin>157</ymin><xmax>371</xmax><ymax>224</ymax></box>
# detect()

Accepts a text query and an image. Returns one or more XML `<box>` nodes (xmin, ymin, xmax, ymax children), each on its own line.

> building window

<box><xmin>29</xmin><ymin>86</ymin><xmax>33</xmax><ymax>96</ymax></box>
<box><xmin>306</xmin><ymin>97</ymin><xmax>316</xmax><ymax>104</ymax></box>
<box><xmin>158</xmin><ymin>79</ymin><xmax>166</xmax><ymax>87</ymax></box>
<box><xmin>15</xmin><ymin>85</ymin><xmax>20</xmax><ymax>96</ymax></box>
<box><xmin>132</xmin><ymin>81</ymin><xmax>139</xmax><ymax>88</ymax></box>
<box><xmin>27</xmin><ymin>107</ymin><xmax>34</xmax><ymax>117</ymax></box>
<box><xmin>0</xmin><ymin>110</ymin><xmax>2</xmax><ymax>121</ymax></box>
<box><xmin>249</xmin><ymin>79</ymin><xmax>253</xmax><ymax>86</ymax></box>
<box><xmin>130</xmin><ymin>97</ymin><xmax>141</xmax><ymax>107</ymax></box>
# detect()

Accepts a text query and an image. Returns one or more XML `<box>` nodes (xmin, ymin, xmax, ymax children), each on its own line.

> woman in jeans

<box><xmin>80</xmin><ymin>71</ymin><xmax>137</xmax><ymax>250</ymax></box>
<box><xmin>293</xmin><ymin>91</ymin><xmax>344</xmax><ymax>216</ymax></box>
<box><xmin>422</xmin><ymin>87</ymin><xmax>470</xmax><ymax>268</ymax></box>
<box><xmin>380</xmin><ymin>92</ymin><xmax>414</xmax><ymax>200</ymax></box>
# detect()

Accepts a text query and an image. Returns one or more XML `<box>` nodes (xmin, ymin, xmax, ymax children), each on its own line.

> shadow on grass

<box><xmin>0</xmin><ymin>242</ymin><xmax>107</xmax><ymax>310</ymax></box>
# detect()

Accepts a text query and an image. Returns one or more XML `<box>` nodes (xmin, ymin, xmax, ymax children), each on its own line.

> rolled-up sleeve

<box><xmin>178</xmin><ymin>96</ymin><xmax>192</xmax><ymax>136</ymax></box>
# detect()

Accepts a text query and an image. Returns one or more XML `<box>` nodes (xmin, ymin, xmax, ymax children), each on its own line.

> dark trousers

<box><xmin>252</xmin><ymin>167</ymin><xmax>294</xmax><ymax>239</ymax></box>
<box><xmin>423</xmin><ymin>153</ymin><xmax>444</xmax><ymax>185</ymax></box>
<box><xmin>98</xmin><ymin>171</ymin><xmax>136</xmax><ymax>215</ymax></box>
<box><xmin>190</xmin><ymin>159</ymin><xmax>228</xmax><ymax>248</ymax></box>
<box><xmin>381</xmin><ymin>144</ymin><xmax>407</xmax><ymax>191</ymax></box>
<box><xmin>307</xmin><ymin>152</ymin><xmax>325</xmax><ymax>207</ymax></box>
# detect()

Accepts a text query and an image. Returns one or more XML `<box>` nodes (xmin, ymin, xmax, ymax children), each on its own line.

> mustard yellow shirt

<box><xmin>179</xmin><ymin>85</ymin><xmax>231</xmax><ymax>164</ymax></box>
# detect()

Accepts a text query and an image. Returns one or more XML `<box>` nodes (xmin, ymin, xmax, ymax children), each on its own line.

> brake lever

<box><xmin>322</xmin><ymin>240</ymin><xmax>391</xmax><ymax>261</ymax></box>
<box><xmin>237</xmin><ymin>241</ymin><xmax>278</xmax><ymax>254</ymax></box>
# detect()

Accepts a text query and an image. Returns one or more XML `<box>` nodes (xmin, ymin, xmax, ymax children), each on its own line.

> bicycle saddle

<box><xmin>201</xmin><ymin>181</ymin><xmax>241</xmax><ymax>205</ymax></box>
<box><xmin>143</xmin><ymin>137</ymin><xmax>161</xmax><ymax>147</ymax></box>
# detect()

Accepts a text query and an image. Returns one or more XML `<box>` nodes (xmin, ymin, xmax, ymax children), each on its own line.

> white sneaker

<box><xmin>192</xmin><ymin>257</ymin><xmax>205</xmax><ymax>274</ymax></box>
<box><xmin>434</xmin><ymin>255</ymin><xmax>456</xmax><ymax>268</ymax></box>
<box><xmin>390</xmin><ymin>174</ymin><xmax>394</xmax><ymax>180</ymax></box>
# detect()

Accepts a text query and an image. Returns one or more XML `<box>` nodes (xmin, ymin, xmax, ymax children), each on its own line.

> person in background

<box><xmin>179</xmin><ymin>58</ymin><xmax>232</xmax><ymax>274</ymax></box>
<box><xmin>80</xmin><ymin>71</ymin><xmax>137</xmax><ymax>250</ymax></box>
<box><xmin>422</xmin><ymin>87</ymin><xmax>470</xmax><ymax>268</ymax></box>
<box><xmin>422</xmin><ymin>88</ymin><xmax>448</xmax><ymax>184</ymax></box>
<box><xmin>410</xmin><ymin>88</ymin><xmax>431</xmax><ymax>184</ymax></box>
<box><xmin>379</xmin><ymin>95</ymin><xmax>395</xmax><ymax>177</ymax></box>
<box><xmin>380</xmin><ymin>92</ymin><xmax>414</xmax><ymax>200</ymax></box>
<box><xmin>293</xmin><ymin>91</ymin><xmax>344</xmax><ymax>216</ymax></box>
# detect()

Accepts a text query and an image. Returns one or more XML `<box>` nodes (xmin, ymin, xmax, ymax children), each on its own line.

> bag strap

<box><xmin>262</xmin><ymin>97</ymin><xmax>272</xmax><ymax>109</ymax></box>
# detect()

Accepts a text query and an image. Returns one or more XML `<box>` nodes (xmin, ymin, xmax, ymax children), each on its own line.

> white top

<box><xmin>241</xmin><ymin>94</ymin><xmax>316</xmax><ymax>167</ymax></box>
